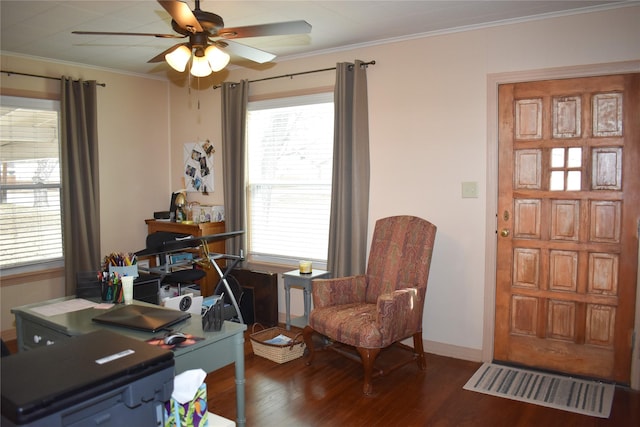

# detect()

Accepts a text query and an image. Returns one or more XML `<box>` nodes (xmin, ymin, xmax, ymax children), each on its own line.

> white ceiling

<box><xmin>0</xmin><ymin>1</ymin><xmax>631</xmax><ymax>77</ymax></box>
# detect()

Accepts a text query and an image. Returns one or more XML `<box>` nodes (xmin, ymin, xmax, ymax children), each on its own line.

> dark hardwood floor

<box><xmin>206</xmin><ymin>326</ymin><xmax>640</xmax><ymax>427</ymax></box>
<box><xmin>3</xmin><ymin>327</ymin><xmax>638</xmax><ymax>426</ymax></box>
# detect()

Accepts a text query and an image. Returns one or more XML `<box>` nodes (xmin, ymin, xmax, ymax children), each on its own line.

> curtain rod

<box><xmin>1</xmin><ymin>70</ymin><xmax>107</xmax><ymax>87</ymax></box>
<box><xmin>213</xmin><ymin>60</ymin><xmax>376</xmax><ymax>90</ymax></box>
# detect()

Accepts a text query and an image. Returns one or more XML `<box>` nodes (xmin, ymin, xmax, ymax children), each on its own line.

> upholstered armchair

<box><xmin>303</xmin><ymin>215</ymin><xmax>437</xmax><ymax>394</ymax></box>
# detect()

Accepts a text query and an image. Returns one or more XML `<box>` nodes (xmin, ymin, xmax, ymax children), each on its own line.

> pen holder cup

<box><xmin>101</xmin><ymin>280</ymin><xmax>121</xmax><ymax>303</ymax></box>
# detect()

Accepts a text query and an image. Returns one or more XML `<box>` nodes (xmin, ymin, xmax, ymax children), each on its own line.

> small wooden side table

<box><xmin>283</xmin><ymin>269</ymin><xmax>330</xmax><ymax>330</ymax></box>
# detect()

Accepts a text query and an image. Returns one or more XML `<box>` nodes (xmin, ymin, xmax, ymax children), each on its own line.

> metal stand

<box><xmin>207</xmin><ymin>252</ymin><xmax>244</xmax><ymax>325</ymax></box>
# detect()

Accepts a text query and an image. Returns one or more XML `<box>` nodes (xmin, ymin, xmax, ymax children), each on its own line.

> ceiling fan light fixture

<box><xmin>204</xmin><ymin>45</ymin><xmax>230</xmax><ymax>72</ymax></box>
<box><xmin>165</xmin><ymin>45</ymin><xmax>191</xmax><ymax>72</ymax></box>
<box><xmin>190</xmin><ymin>54</ymin><xmax>212</xmax><ymax>77</ymax></box>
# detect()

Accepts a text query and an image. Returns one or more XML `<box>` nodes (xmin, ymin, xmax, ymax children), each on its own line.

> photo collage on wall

<box><xmin>183</xmin><ymin>140</ymin><xmax>214</xmax><ymax>193</ymax></box>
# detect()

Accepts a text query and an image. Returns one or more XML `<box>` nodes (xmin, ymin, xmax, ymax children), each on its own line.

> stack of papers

<box><xmin>263</xmin><ymin>334</ymin><xmax>292</xmax><ymax>345</ymax></box>
<box><xmin>30</xmin><ymin>299</ymin><xmax>97</xmax><ymax>317</ymax></box>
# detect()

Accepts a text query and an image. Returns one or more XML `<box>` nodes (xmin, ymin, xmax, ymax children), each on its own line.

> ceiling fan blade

<box><xmin>72</xmin><ymin>31</ymin><xmax>184</xmax><ymax>39</ymax></box>
<box><xmin>148</xmin><ymin>43</ymin><xmax>188</xmax><ymax>63</ymax></box>
<box><xmin>217</xmin><ymin>20</ymin><xmax>311</xmax><ymax>39</ymax></box>
<box><xmin>220</xmin><ymin>40</ymin><xmax>276</xmax><ymax>64</ymax></box>
<box><xmin>158</xmin><ymin>0</ymin><xmax>203</xmax><ymax>33</ymax></box>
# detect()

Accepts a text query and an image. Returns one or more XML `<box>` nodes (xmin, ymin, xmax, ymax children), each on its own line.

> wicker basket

<box><xmin>250</xmin><ymin>324</ymin><xmax>306</xmax><ymax>364</ymax></box>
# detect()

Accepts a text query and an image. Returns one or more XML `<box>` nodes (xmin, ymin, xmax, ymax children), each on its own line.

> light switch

<box><xmin>461</xmin><ymin>181</ymin><xmax>478</xmax><ymax>198</ymax></box>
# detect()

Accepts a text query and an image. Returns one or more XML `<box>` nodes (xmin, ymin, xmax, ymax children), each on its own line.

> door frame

<box><xmin>482</xmin><ymin>60</ymin><xmax>640</xmax><ymax>389</ymax></box>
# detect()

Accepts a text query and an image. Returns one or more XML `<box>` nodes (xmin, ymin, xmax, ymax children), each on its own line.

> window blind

<box><xmin>247</xmin><ymin>92</ymin><xmax>333</xmax><ymax>265</ymax></box>
<box><xmin>0</xmin><ymin>96</ymin><xmax>63</xmax><ymax>271</ymax></box>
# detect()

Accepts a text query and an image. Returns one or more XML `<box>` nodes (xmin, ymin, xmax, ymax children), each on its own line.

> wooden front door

<box><xmin>494</xmin><ymin>74</ymin><xmax>640</xmax><ymax>383</ymax></box>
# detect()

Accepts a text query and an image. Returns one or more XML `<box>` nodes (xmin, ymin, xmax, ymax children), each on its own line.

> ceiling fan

<box><xmin>72</xmin><ymin>0</ymin><xmax>312</xmax><ymax>77</ymax></box>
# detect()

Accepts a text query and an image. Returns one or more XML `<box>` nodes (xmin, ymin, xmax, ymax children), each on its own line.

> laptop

<box><xmin>92</xmin><ymin>303</ymin><xmax>191</xmax><ymax>333</ymax></box>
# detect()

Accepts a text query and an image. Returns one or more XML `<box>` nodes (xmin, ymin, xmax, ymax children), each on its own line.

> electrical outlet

<box><xmin>461</xmin><ymin>181</ymin><xmax>478</xmax><ymax>198</ymax></box>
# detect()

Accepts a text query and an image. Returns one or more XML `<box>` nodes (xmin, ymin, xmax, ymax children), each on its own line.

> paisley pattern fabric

<box><xmin>309</xmin><ymin>215</ymin><xmax>437</xmax><ymax>349</ymax></box>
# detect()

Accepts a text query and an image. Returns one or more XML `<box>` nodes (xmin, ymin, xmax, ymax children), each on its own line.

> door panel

<box><xmin>494</xmin><ymin>74</ymin><xmax>640</xmax><ymax>383</ymax></box>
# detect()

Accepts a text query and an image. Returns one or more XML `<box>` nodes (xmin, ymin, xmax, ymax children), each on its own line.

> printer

<box><xmin>1</xmin><ymin>329</ymin><xmax>174</xmax><ymax>426</ymax></box>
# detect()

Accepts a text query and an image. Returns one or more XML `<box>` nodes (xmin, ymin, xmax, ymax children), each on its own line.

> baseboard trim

<box><xmin>423</xmin><ymin>339</ymin><xmax>483</xmax><ymax>362</ymax></box>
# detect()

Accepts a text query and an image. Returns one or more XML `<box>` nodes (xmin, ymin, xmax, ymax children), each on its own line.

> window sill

<box><xmin>243</xmin><ymin>258</ymin><xmax>327</xmax><ymax>275</ymax></box>
<box><xmin>242</xmin><ymin>260</ymin><xmax>292</xmax><ymax>275</ymax></box>
<box><xmin>0</xmin><ymin>267</ymin><xmax>64</xmax><ymax>287</ymax></box>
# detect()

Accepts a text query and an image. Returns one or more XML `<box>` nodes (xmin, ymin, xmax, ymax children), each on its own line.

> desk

<box><xmin>145</xmin><ymin>219</ymin><xmax>226</xmax><ymax>297</ymax></box>
<box><xmin>12</xmin><ymin>297</ymin><xmax>247</xmax><ymax>427</ymax></box>
<box><xmin>283</xmin><ymin>269</ymin><xmax>330</xmax><ymax>330</ymax></box>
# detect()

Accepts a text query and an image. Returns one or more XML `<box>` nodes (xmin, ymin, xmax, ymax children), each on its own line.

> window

<box><xmin>0</xmin><ymin>96</ymin><xmax>63</xmax><ymax>274</ymax></box>
<box><xmin>246</xmin><ymin>92</ymin><xmax>334</xmax><ymax>267</ymax></box>
<box><xmin>550</xmin><ymin>147</ymin><xmax>582</xmax><ymax>191</ymax></box>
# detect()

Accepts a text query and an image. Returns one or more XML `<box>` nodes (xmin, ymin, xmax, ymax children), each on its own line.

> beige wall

<box><xmin>169</xmin><ymin>5</ymin><xmax>640</xmax><ymax>357</ymax></box>
<box><xmin>2</xmin><ymin>6</ymin><xmax>639</xmax><ymax>358</ymax></box>
<box><xmin>0</xmin><ymin>56</ymin><xmax>172</xmax><ymax>335</ymax></box>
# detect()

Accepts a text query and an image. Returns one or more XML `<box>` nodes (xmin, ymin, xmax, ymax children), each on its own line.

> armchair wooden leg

<box><xmin>302</xmin><ymin>325</ymin><xmax>316</xmax><ymax>366</ymax></box>
<box><xmin>413</xmin><ymin>332</ymin><xmax>426</xmax><ymax>370</ymax></box>
<box><xmin>356</xmin><ymin>347</ymin><xmax>381</xmax><ymax>395</ymax></box>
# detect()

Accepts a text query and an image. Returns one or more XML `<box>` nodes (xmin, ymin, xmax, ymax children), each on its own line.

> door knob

<box><xmin>500</xmin><ymin>229</ymin><xmax>510</xmax><ymax>237</ymax></box>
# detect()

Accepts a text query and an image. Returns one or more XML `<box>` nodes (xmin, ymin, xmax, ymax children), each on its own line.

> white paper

<box><xmin>30</xmin><ymin>298</ymin><xmax>97</xmax><ymax>317</ymax></box>
<box><xmin>263</xmin><ymin>334</ymin><xmax>292</xmax><ymax>345</ymax></box>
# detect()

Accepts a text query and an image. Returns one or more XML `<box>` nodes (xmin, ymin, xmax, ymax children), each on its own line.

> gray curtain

<box><xmin>327</xmin><ymin>60</ymin><xmax>371</xmax><ymax>277</ymax></box>
<box><xmin>221</xmin><ymin>80</ymin><xmax>249</xmax><ymax>261</ymax></box>
<box><xmin>60</xmin><ymin>78</ymin><xmax>101</xmax><ymax>295</ymax></box>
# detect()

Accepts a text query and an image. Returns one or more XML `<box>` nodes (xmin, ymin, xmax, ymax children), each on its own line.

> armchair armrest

<box><xmin>311</xmin><ymin>275</ymin><xmax>367</xmax><ymax>308</ymax></box>
<box><xmin>377</xmin><ymin>288</ymin><xmax>423</xmax><ymax>345</ymax></box>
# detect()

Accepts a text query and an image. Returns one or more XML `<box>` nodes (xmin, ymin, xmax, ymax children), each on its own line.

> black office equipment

<box><xmin>135</xmin><ymin>229</ymin><xmax>247</xmax><ymax>324</ymax></box>
<box><xmin>142</xmin><ymin>231</ymin><xmax>207</xmax><ymax>296</ymax></box>
<box><xmin>1</xmin><ymin>329</ymin><xmax>174</xmax><ymax>426</ymax></box>
<box><xmin>92</xmin><ymin>304</ymin><xmax>190</xmax><ymax>333</ymax></box>
<box><xmin>76</xmin><ymin>272</ymin><xmax>161</xmax><ymax>305</ymax></box>
<box><xmin>213</xmin><ymin>273</ymin><xmax>245</xmax><ymax>322</ymax></box>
